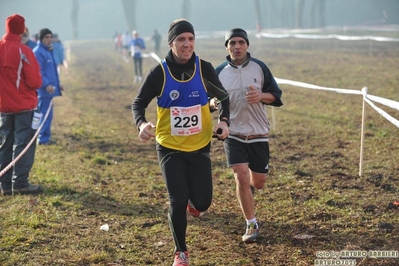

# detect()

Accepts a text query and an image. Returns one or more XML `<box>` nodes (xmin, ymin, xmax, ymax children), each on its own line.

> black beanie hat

<box><xmin>39</xmin><ymin>28</ymin><xmax>52</xmax><ymax>42</ymax></box>
<box><xmin>168</xmin><ymin>19</ymin><xmax>195</xmax><ymax>44</ymax></box>
<box><xmin>225</xmin><ymin>28</ymin><xmax>249</xmax><ymax>47</ymax></box>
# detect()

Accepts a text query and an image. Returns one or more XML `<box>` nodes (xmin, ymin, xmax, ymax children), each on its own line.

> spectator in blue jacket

<box><xmin>21</xmin><ymin>27</ymin><xmax>36</xmax><ymax>50</ymax></box>
<box><xmin>33</xmin><ymin>28</ymin><xmax>63</xmax><ymax>145</ymax></box>
<box><xmin>130</xmin><ymin>30</ymin><xmax>145</xmax><ymax>83</ymax></box>
<box><xmin>52</xmin><ymin>33</ymin><xmax>65</xmax><ymax>74</ymax></box>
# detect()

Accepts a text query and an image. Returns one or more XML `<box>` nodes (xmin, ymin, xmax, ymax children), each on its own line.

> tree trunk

<box><xmin>182</xmin><ymin>0</ymin><xmax>191</xmax><ymax>20</ymax></box>
<box><xmin>319</xmin><ymin>0</ymin><xmax>326</xmax><ymax>28</ymax></box>
<box><xmin>269</xmin><ymin>0</ymin><xmax>278</xmax><ymax>28</ymax></box>
<box><xmin>295</xmin><ymin>0</ymin><xmax>305</xmax><ymax>28</ymax></box>
<box><xmin>310</xmin><ymin>0</ymin><xmax>326</xmax><ymax>28</ymax></box>
<box><xmin>71</xmin><ymin>0</ymin><xmax>79</xmax><ymax>40</ymax></box>
<box><xmin>310</xmin><ymin>0</ymin><xmax>317</xmax><ymax>28</ymax></box>
<box><xmin>121</xmin><ymin>0</ymin><xmax>137</xmax><ymax>32</ymax></box>
<box><xmin>254</xmin><ymin>0</ymin><xmax>262</xmax><ymax>31</ymax></box>
<box><xmin>283</xmin><ymin>0</ymin><xmax>296</xmax><ymax>28</ymax></box>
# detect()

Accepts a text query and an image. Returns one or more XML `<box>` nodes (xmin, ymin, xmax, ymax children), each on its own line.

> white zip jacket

<box><xmin>215</xmin><ymin>53</ymin><xmax>282</xmax><ymax>140</ymax></box>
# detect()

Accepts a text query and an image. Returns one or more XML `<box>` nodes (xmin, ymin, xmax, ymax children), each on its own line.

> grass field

<box><xmin>0</xmin><ymin>32</ymin><xmax>398</xmax><ymax>266</ymax></box>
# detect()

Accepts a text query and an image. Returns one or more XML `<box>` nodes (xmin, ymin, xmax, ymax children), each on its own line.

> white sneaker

<box><xmin>242</xmin><ymin>222</ymin><xmax>259</xmax><ymax>243</ymax></box>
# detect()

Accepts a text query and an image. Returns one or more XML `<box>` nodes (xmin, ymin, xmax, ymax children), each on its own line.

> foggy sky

<box><xmin>0</xmin><ymin>0</ymin><xmax>398</xmax><ymax>41</ymax></box>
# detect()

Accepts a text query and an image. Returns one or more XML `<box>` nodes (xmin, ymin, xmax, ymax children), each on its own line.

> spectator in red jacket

<box><xmin>0</xmin><ymin>14</ymin><xmax>43</xmax><ymax>195</ymax></box>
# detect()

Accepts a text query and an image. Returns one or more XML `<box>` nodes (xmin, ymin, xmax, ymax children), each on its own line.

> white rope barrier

<box><xmin>366</xmin><ymin>94</ymin><xmax>399</xmax><ymax>111</ymax></box>
<box><xmin>276</xmin><ymin>79</ymin><xmax>399</xmax><ymax>176</ymax></box>
<box><xmin>257</xmin><ymin>32</ymin><xmax>399</xmax><ymax>42</ymax></box>
<box><xmin>142</xmin><ymin>52</ymin><xmax>161</xmax><ymax>63</ymax></box>
<box><xmin>364</xmin><ymin>97</ymin><xmax>399</xmax><ymax>128</ymax></box>
<box><xmin>0</xmin><ymin>100</ymin><xmax>53</xmax><ymax>178</ymax></box>
<box><xmin>275</xmin><ymin>78</ymin><xmax>363</xmax><ymax>95</ymax></box>
<box><xmin>275</xmin><ymin>77</ymin><xmax>399</xmax><ymax>128</ymax></box>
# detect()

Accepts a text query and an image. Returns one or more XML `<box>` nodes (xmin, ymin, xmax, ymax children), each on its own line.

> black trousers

<box><xmin>133</xmin><ymin>57</ymin><xmax>143</xmax><ymax>77</ymax></box>
<box><xmin>157</xmin><ymin>142</ymin><xmax>213</xmax><ymax>252</ymax></box>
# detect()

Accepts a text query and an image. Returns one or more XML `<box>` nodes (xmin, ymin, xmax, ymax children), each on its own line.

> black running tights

<box><xmin>157</xmin><ymin>144</ymin><xmax>213</xmax><ymax>252</ymax></box>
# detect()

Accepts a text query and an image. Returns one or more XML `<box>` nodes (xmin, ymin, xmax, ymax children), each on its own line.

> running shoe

<box><xmin>173</xmin><ymin>251</ymin><xmax>189</xmax><ymax>266</ymax></box>
<box><xmin>242</xmin><ymin>222</ymin><xmax>259</xmax><ymax>243</ymax></box>
<box><xmin>187</xmin><ymin>202</ymin><xmax>203</xmax><ymax>218</ymax></box>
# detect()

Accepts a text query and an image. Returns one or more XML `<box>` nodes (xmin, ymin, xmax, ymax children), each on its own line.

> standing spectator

<box><xmin>113</xmin><ymin>31</ymin><xmax>122</xmax><ymax>53</ymax></box>
<box><xmin>33</xmin><ymin>33</ymin><xmax>39</xmax><ymax>42</ymax></box>
<box><xmin>0</xmin><ymin>14</ymin><xmax>43</xmax><ymax>195</ymax></box>
<box><xmin>151</xmin><ymin>29</ymin><xmax>161</xmax><ymax>54</ymax></box>
<box><xmin>132</xmin><ymin>19</ymin><xmax>230</xmax><ymax>266</ymax></box>
<box><xmin>215</xmin><ymin>28</ymin><xmax>283</xmax><ymax>243</ymax></box>
<box><xmin>130</xmin><ymin>30</ymin><xmax>145</xmax><ymax>83</ymax></box>
<box><xmin>21</xmin><ymin>27</ymin><xmax>36</xmax><ymax>50</ymax></box>
<box><xmin>121</xmin><ymin>30</ymin><xmax>131</xmax><ymax>62</ymax></box>
<box><xmin>33</xmin><ymin>28</ymin><xmax>63</xmax><ymax>145</ymax></box>
<box><xmin>52</xmin><ymin>33</ymin><xmax>65</xmax><ymax>74</ymax></box>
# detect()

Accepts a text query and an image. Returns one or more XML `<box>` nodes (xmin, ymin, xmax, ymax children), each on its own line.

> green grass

<box><xmin>0</xmin><ymin>35</ymin><xmax>398</xmax><ymax>265</ymax></box>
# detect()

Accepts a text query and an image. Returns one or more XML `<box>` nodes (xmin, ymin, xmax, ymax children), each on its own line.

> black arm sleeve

<box><xmin>131</xmin><ymin>65</ymin><xmax>164</xmax><ymax>129</ymax></box>
<box><xmin>201</xmin><ymin>60</ymin><xmax>230</xmax><ymax>120</ymax></box>
<box><xmin>258</xmin><ymin>59</ymin><xmax>283</xmax><ymax>107</ymax></box>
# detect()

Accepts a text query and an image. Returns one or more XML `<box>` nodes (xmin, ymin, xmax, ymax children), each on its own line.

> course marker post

<box><xmin>359</xmin><ymin>87</ymin><xmax>368</xmax><ymax>176</ymax></box>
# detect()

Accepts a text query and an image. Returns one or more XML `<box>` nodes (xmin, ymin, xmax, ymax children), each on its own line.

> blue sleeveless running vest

<box><xmin>156</xmin><ymin>56</ymin><xmax>212</xmax><ymax>151</ymax></box>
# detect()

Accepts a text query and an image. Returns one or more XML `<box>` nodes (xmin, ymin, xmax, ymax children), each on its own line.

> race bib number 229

<box><xmin>170</xmin><ymin>105</ymin><xmax>202</xmax><ymax>136</ymax></box>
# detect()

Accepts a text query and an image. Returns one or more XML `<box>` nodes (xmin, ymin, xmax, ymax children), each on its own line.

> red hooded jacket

<box><xmin>0</xmin><ymin>14</ymin><xmax>42</xmax><ymax>113</ymax></box>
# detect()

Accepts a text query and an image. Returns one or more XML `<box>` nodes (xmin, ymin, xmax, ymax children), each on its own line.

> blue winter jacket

<box><xmin>52</xmin><ymin>41</ymin><xmax>65</xmax><ymax>66</ymax></box>
<box><xmin>130</xmin><ymin>37</ymin><xmax>145</xmax><ymax>58</ymax></box>
<box><xmin>25</xmin><ymin>39</ymin><xmax>37</xmax><ymax>50</ymax></box>
<box><xmin>33</xmin><ymin>42</ymin><xmax>62</xmax><ymax>98</ymax></box>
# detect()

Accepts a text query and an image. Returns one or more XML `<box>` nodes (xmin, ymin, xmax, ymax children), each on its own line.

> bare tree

<box><xmin>182</xmin><ymin>0</ymin><xmax>191</xmax><ymax>19</ymax></box>
<box><xmin>121</xmin><ymin>0</ymin><xmax>137</xmax><ymax>32</ymax></box>
<box><xmin>254</xmin><ymin>0</ymin><xmax>262</xmax><ymax>31</ymax></box>
<box><xmin>286</xmin><ymin>0</ymin><xmax>297</xmax><ymax>28</ymax></box>
<box><xmin>310</xmin><ymin>0</ymin><xmax>326</xmax><ymax>28</ymax></box>
<box><xmin>295</xmin><ymin>0</ymin><xmax>305</xmax><ymax>28</ymax></box>
<box><xmin>319</xmin><ymin>0</ymin><xmax>326</xmax><ymax>28</ymax></box>
<box><xmin>71</xmin><ymin>0</ymin><xmax>79</xmax><ymax>40</ymax></box>
<box><xmin>260</xmin><ymin>0</ymin><xmax>287</xmax><ymax>29</ymax></box>
<box><xmin>269</xmin><ymin>0</ymin><xmax>279</xmax><ymax>28</ymax></box>
<box><xmin>262</xmin><ymin>0</ymin><xmax>275</xmax><ymax>29</ymax></box>
<box><xmin>310</xmin><ymin>0</ymin><xmax>318</xmax><ymax>28</ymax></box>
